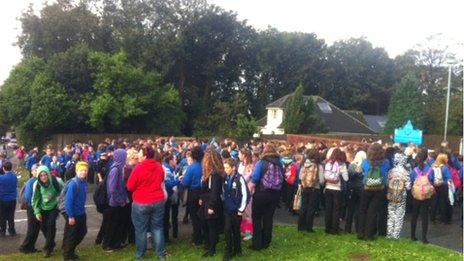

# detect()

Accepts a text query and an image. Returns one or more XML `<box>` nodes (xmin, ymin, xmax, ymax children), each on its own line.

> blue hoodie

<box><xmin>107</xmin><ymin>149</ymin><xmax>128</xmax><ymax>207</ymax></box>
<box><xmin>24</xmin><ymin>177</ymin><xmax>37</xmax><ymax>206</ymax></box>
<box><xmin>410</xmin><ymin>165</ymin><xmax>435</xmax><ymax>184</ymax></box>
<box><xmin>181</xmin><ymin>162</ymin><xmax>202</xmax><ymax>190</ymax></box>
<box><xmin>361</xmin><ymin>159</ymin><xmax>391</xmax><ymax>186</ymax></box>
<box><xmin>26</xmin><ymin>155</ymin><xmax>38</xmax><ymax>172</ymax></box>
<box><xmin>0</xmin><ymin>171</ymin><xmax>17</xmax><ymax>202</ymax></box>
<box><xmin>41</xmin><ymin>155</ymin><xmax>53</xmax><ymax>170</ymax></box>
<box><xmin>65</xmin><ymin>177</ymin><xmax>87</xmax><ymax>218</ymax></box>
<box><xmin>163</xmin><ymin>163</ymin><xmax>180</xmax><ymax>197</ymax></box>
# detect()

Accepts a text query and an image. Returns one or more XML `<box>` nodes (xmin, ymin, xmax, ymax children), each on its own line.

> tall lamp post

<box><xmin>443</xmin><ymin>65</ymin><xmax>452</xmax><ymax>142</ymax></box>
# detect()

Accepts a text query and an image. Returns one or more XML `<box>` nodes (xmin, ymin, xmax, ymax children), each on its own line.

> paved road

<box><xmin>0</xmin><ymin>184</ymin><xmax>462</xmax><ymax>256</ymax></box>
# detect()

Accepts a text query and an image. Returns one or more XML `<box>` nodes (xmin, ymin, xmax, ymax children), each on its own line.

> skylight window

<box><xmin>317</xmin><ymin>102</ymin><xmax>332</xmax><ymax>113</ymax></box>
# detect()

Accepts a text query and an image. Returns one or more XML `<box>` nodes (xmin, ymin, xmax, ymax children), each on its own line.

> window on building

<box><xmin>317</xmin><ymin>102</ymin><xmax>332</xmax><ymax>113</ymax></box>
<box><xmin>378</xmin><ymin>120</ymin><xmax>386</xmax><ymax>128</ymax></box>
<box><xmin>273</xmin><ymin>110</ymin><xmax>277</xmax><ymax>119</ymax></box>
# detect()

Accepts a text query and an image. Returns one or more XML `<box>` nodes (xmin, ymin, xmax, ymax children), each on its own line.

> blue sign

<box><xmin>394</xmin><ymin>120</ymin><xmax>422</xmax><ymax>145</ymax></box>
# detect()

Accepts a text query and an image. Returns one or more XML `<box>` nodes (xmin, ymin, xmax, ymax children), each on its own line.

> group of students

<box><xmin>282</xmin><ymin>141</ymin><xmax>463</xmax><ymax>243</ymax></box>
<box><xmin>1</xmin><ymin>137</ymin><xmax>462</xmax><ymax>260</ymax></box>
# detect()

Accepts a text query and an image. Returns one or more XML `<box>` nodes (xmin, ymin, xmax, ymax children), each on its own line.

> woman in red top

<box><xmin>127</xmin><ymin>146</ymin><xmax>167</xmax><ymax>259</ymax></box>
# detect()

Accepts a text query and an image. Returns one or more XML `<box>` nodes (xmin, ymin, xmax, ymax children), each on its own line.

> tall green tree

<box><xmin>384</xmin><ymin>74</ymin><xmax>426</xmax><ymax>133</ymax></box>
<box><xmin>283</xmin><ymin>84</ymin><xmax>305</xmax><ymax>134</ymax></box>
<box><xmin>83</xmin><ymin>51</ymin><xmax>185</xmax><ymax>134</ymax></box>
<box><xmin>0</xmin><ymin>57</ymin><xmax>77</xmax><ymax>147</ymax></box>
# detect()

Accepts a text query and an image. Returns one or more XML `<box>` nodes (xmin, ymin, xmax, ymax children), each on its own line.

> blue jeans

<box><xmin>132</xmin><ymin>201</ymin><xmax>167</xmax><ymax>259</ymax></box>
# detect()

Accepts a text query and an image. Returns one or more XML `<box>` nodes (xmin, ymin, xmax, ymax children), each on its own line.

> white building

<box><xmin>257</xmin><ymin>94</ymin><xmax>379</xmax><ymax>135</ymax></box>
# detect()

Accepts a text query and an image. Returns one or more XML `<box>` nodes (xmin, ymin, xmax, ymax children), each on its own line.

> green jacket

<box><xmin>32</xmin><ymin>166</ymin><xmax>64</xmax><ymax>215</ymax></box>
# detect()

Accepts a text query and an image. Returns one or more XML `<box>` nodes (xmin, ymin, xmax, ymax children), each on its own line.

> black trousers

<box><xmin>96</xmin><ymin>210</ymin><xmax>109</xmax><ymax>244</ymax></box>
<box><xmin>345</xmin><ymin>186</ymin><xmax>362</xmax><ymax>233</ymax></box>
<box><xmin>121</xmin><ymin>203</ymin><xmax>135</xmax><ymax>244</ymax></box>
<box><xmin>411</xmin><ymin>198</ymin><xmax>431</xmax><ymax>240</ymax></box>
<box><xmin>0</xmin><ymin>200</ymin><xmax>16</xmax><ymax>234</ymax></box>
<box><xmin>358</xmin><ymin>189</ymin><xmax>383</xmax><ymax>240</ymax></box>
<box><xmin>19</xmin><ymin>206</ymin><xmax>40</xmax><ymax>252</ymax></box>
<box><xmin>40</xmin><ymin>209</ymin><xmax>59</xmax><ymax>253</ymax></box>
<box><xmin>224</xmin><ymin>213</ymin><xmax>242</xmax><ymax>256</ymax></box>
<box><xmin>187</xmin><ymin>189</ymin><xmax>202</xmax><ymax>245</ymax></box>
<box><xmin>164</xmin><ymin>199</ymin><xmax>179</xmax><ymax>241</ymax></box>
<box><xmin>202</xmin><ymin>218</ymin><xmax>219</xmax><ymax>252</ymax></box>
<box><xmin>286</xmin><ymin>184</ymin><xmax>297</xmax><ymax>212</ymax></box>
<box><xmin>62</xmin><ymin>215</ymin><xmax>87</xmax><ymax>260</ymax></box>
<box><xmin>102</xmin><ymin>206</ymin><xmax>124</xmax><ymax>249</ymax></box>
<box><xmin>252</xmin><ymin>190</ymin><xmax>279</xmax><ymax>250</ymax></box>
<box><xmin>324</xmin><ymin>189</ymin><xmax>342</xmax><ymax>234</ymax></box>
<box><xmin>377</xmin><ymin>189</ymin><xmax>388</xmax><ymax>236</ymax></box>
<box><xmin>298</xmin><ymin>187</ymin><xmax>319</xmax><ymax>231</ymax></box>
<box><xmin>431</xmin><ymin>185</ymin><xmax>451</xmax><ymax>223</ymax></box>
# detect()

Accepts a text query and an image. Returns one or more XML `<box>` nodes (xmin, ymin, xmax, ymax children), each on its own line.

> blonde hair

<box><xmin>352</xmin><ymin>150</ymin><xmax>367</xmax><ymax>166</ymax></box>
<box><xmin>126</xmin><ymin>148</ymin><xmax>139</xmax><ymax>163</ymax></box>
<box><xmin>434</xmin><ymin>153</ymin><xmax>448</xmax><ymax>167</ymax></box>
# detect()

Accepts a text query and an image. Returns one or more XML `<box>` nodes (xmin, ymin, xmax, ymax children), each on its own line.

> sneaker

<box><xmin>243</xmin><ymin>233</ymin><xmax>252</xmax><ymax>241</ymax></box>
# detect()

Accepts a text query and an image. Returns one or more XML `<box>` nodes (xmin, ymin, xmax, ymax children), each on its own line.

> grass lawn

<box><xmin>1</xmin><ymin>225</ymin><xmax>461</xmax><ymax>261</ymax></box>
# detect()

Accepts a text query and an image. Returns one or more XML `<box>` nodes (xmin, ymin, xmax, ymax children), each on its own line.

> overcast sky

<box><xmin>1</xmin><ymin>0</ymin><xmax>463</xmax><ymax>84</ymax></box>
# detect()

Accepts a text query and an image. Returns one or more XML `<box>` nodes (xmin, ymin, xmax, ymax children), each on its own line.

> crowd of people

<box><xmin>0</xmin><ymin>137</ymin><xmax>462</xmax><ymax>260</ymax></box>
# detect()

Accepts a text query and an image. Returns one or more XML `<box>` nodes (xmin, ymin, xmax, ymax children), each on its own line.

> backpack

<box><xmin>450</xmin><ymin>167</ymin><xmax>462</xmax><ymax>189</ymax></box>
<box><xmin>260</xmin><ymin>160</ymin><xmax>284</xmax><ymax>190</ymax></box>
<box><xmin>301</xmin><ymin>160</ymin><xmax>318</xmax><ymax>188</ymax></box>
<box><xmin>364</xmin><ymin>165</ymin><xmax>383</xmax><ymax>190</ymax></box>
<box><xmin>58</xmin><ymin>177</ymin><xmax>80</xmax><ymax>214</ymax></box>
<box><xmin>412</xmin><ymin>167</ymin><xmax>435</xmax><ymax>201</ymax></box>
<box><xmin>387</xmin><ymin>169</ymin><xmax>407</xmax><ymax>203</ymax></box>
<box><xmin>19</xmin><ymin>184</ymin><xmax>28</xmax><ymax>210</ymax></box>
<box><xmin>286</xmin><ymin>163</ymin><xmax>298</xmax><ymax>186</ymax></box>
<box><xmin>324</xmin><ymin>161</ymin><xmax>340</xmax><ymax>184</ymax></box>
<box><xmin>93</xmin><ymin>171</ymin><xmax>110</xmax><ymax>213</ymax></box>
<box><xmin>432</xmin><ymin>166</ymin><xmax>443</xmax><ymax>186</ymax></box>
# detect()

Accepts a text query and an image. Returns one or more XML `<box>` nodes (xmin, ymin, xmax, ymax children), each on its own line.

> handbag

<box><xmin>293</xmin><ymin>185</ymin><xmax>302</xmax><ymax>211</ymax></box>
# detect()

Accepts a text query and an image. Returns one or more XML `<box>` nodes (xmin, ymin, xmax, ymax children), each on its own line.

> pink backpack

<box><xmin>450</xmin><ymin>167</ymin><xmax>462</xmax><ymax>189</ymax></box>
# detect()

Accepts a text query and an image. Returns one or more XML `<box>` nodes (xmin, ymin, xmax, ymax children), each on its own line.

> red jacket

<box><xmin>127</xmin><ymin>159</ymin><xmax>166</xmax><ymax>204</ymax></box>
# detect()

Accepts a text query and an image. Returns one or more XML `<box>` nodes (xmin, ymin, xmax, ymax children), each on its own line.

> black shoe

<box><xmin>43</xmin><ymin>250</ymin><xmax>52</xmax><ymax>258</ymax></box>
<box><xmin>306</xmin><ymin>229</ymin><xmax>314</xmax><ymax>233</ymax></box>
<box><xmin>248</xmin><ymin>245</ymin><xmax>261</xmax><ymax>251</ymax></box>
<box><xmin>411</xmin><ymin>236</ymin><xmax>418</xmax><ymax>241</ymax></box>
<box><xmin>8</xmin><ymin>230</ymin><xmax>16</xmax><ymax>236</ymax></box>
<box><xmin>183</xmin><ymin>216</ymin><xmax>189</xmax><ymax>224</ymax></box>
<box><xmin>19</xmin><ymin>248</ymin><xmax>38</xmax><ymax>254</ymax></box>
<box><xmin>95</xmin><ymin>238</ymin><xmax>102</xmax><ymax>245</ymax></box>
<box><xmin>202</xmin><ymin>250</ymin><xmax>215</xmax><ymax>257</ymax></box>
<box><xmin>422</xmin><ymin>238</ymin><xmax>429</xmax><ymax>244</ymax></box>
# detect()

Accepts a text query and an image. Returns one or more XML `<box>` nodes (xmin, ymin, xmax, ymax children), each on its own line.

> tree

<box><xmin>235</xmin><ymin>114</ymin><xmax>258</xmax><ymax>138</ymax></box>
<box><xmin>0</xmin><ymin>57</ymin><xmax>77</xmax><ymax>147</ymax></box>
<box><xmin>384</xmin><ymin>74</ymin><xmax>426</xmax><ymax>134</ymax></box>
<box><xmin>300</xmin><ymin>96</ymin><xmax>326</xmax><ymax>133</ymax></box>
<box><xmin>83</xmin><ymin>51</ymin><xmax>185</xmax><ymax>134</ymax></box>
<box><xmin>324</xmin><ymin>38</ymin><xmax>395</xmax><ymax>115</ymax></box>
<box><xmin>283</xmin><ymin>84</ymin><xmax>305</xmax><ymax>134</ymax></box>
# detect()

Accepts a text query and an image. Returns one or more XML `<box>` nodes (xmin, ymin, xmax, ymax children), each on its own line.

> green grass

<box><xmin>1</xmin><ymin>225</ymin><xmax>461</xmax><ymax>260</ymax></box>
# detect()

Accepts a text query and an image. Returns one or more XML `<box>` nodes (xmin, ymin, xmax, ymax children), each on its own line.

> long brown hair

<box><xmin>202</xmin><ymin>149</ymin><xmax>225</xmax><ymax>181</ymax></box>
<box><xmin>367</xmin><ymin>143</ymin><xmax>384</xmax><ymax>166</ymax></box>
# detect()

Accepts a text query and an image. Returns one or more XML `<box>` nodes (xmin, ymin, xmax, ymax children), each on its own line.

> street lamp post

<box><xmin>444</xmin><ymin>65</ymin><xmax>452</xmax><ymax>142</ymax></box>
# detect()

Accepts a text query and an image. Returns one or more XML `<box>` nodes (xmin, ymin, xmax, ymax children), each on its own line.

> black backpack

<box><xmin>93</xmin><ymin>169</ymin><xmax>111</xmax><ymax>213</ymax></box>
